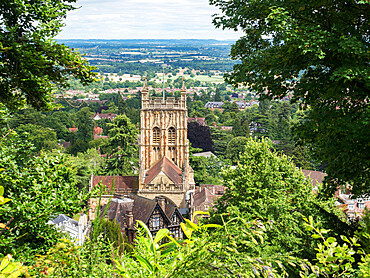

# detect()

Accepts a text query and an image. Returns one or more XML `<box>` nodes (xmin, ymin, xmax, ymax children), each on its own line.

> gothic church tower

<box><xmin>138</xmin><ymin>78</ymin><xmax>194</xmax><ymax>208</ymax></box>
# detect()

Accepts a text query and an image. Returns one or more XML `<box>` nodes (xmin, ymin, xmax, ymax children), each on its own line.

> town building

<box><xmin>188</xmin><ymin>116</ymin><xmax>207</xmax><ymax>126</ymax></box>
<box><xmin>93</xmin><ymin>112</ymin><xmax>117</xmax><ymax>121</ymax></box>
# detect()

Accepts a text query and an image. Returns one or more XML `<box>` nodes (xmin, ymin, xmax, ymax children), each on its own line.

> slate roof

<box><xmin>129</xmin><ymin>194</ymin><xmax>158</xmax><ymax>224</ymax></box>
<box><xmin>101</xmin><ymin>194</ymin><xmax>181</xmax><ymax>227</ymax></box>
<box><xmin>102</xmin><ymin>197</ymin><xmax>134</xmax><ymax>227</ymax></box>
<box><xmin>205</xmin><ymin>101</ymin><xmax>224</xmax><ymax>109</ymax></box>
<box><xmin>92</xmin><ymin>175</ymin><xmax>139</xmax><ymax>194</ymax></box>
<box><xmin>301</xmin><ymin>170</ymin><xmax>327</xmax><ymax>188</ymax></box>
<box><xmin>144</xmin><ymin>156</ymin><xmax>183</xmax><ymax>185</ymax></box>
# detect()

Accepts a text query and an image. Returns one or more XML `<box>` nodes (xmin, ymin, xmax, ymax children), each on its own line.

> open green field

<box><xmin>155</xmin><ymin>73</ymin><xmax>225</xmax><ymax>84</ymax></box>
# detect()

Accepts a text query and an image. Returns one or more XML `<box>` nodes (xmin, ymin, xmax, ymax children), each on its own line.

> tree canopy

<box><xmin>212</xmin><ymin>138</ymin><xmax>352</xmax><ymax>260</ymax></box>
<box><xmin>0</xmin><ymin>0</ymin><xmax>96</xmax><ymax>111</ymax></box>
<box><xmin>104</xmin><ymin>114</ymin><xmax>138</xmax><ymax>175</ymax></box>
<box><xmin>210</xmin><ymin>0</ymin><xmax>370</xmax><ymax>195</ymax></box>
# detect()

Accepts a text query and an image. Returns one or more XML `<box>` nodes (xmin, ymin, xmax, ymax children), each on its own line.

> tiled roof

<box><xmin>194</xmin><ymin>187</ymin><xmax>219</xmax><ymax>208</ymax></box>
<box><xmin>94</xmin><ymin>125</ymin><xmax>103</xmax><ymax>135</ymax></box>
<box><xmin>188</xmin><ymin>117</ymin><xmax>206</xmax><ymax>126</ymax></box>
<box><xmin>302</xmin><ymin>170</ymin><xmax>327</xmax><ymax>188</ymax></box>
<box><xmin>144</xmin><ymin>156</ymin><xmax>183</xmax><ymax>185</ymax></box>
<box><xmin>92</xmin><ymin>175</ymin><xmax>139</xmax><ymax>194</ymax></box>
<box><xmin>69</xmin><ymin>125</ymin><xmax>78</xmax><ymax>132</ymax></box>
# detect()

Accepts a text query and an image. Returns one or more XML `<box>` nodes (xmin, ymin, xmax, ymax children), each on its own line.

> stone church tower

<box><xmin>138</xmin><ymin>78</ymin><xmax>195</xmax><ymax>208</ymax></box>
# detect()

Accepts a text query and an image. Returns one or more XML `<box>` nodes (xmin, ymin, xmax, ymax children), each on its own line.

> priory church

<box><xmin>88</xmin><ymin>78</ymin><xmax>195</xmax><ymax>225</ymax></box>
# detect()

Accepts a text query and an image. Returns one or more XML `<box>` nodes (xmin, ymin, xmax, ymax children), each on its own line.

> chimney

<box><xmin>126</xmin><ymin>210</ymin><xmax>133</xmax><ymax>229</ymax></box>
<box><xmin>157</xmin><ymin>197</ymin><xmax>166</xmax><ymax>212</ymax></box>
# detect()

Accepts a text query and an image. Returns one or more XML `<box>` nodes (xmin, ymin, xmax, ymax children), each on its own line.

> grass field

<box><xmin>155</xmin><ymin>73</ymin><xmax>225</xmax><ymax>84</ymax></box>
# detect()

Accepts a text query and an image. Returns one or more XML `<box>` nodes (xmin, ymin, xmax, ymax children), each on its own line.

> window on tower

<box><xmin>168</xmin><ymin>127</ymin><xmax>176</xmax><ymax>144</ymax></box>
<box><xmin>153</xmin><ymin>127</ymin><xmax>160</xmax><ymax>144</ymax></box>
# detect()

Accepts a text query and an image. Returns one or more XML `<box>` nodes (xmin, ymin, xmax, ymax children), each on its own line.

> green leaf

<box><xmin>185</xmin><ymin>219</ymin><xmax>199</xmax><ymax>231</ymax></box>
<box><xmin>192</xmin><ymin>210</ymin><xmax>209</xmax><ymax>222</ymax></box>
<box><xmin>165</xmin><ymin>235</ymin><xmax>182</xmax><ymax>248</ymax></box>
<box><xmin>181</xmin><ymin>222</ymin><xmax>192</xmax><ymax>239</ymax></box>
<box><xmin>154</xmin><ymin>228</ymin><xmax>169</xmax><ymax>244</ymax></box>
<box><xmin>134</xmin><ymin>254</ymin><xmax>153</xmax><ymax>273</ymax></box>
<box><xmin>136</xmin><ymin>220</ymin><xmax>153</xmax><ymax>242</ymax></box>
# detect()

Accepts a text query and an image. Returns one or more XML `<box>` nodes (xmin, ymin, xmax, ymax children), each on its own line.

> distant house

<box><xmin>301</xmin><ymin>169</ymin><xmax>370</xmax><ymax>221</ymax></box>
<box><xmin>69</xmin><ymin>125</ymin><xmax>78</xmax><ymax>132</ymax></box>
<box><xmin>221</xmin><ymin>126</ymin><xmax>233</xmax><ymax>131</ymax></box>
<box><xmin>93</xmin><ymin>112</ymin><xmax>117</xmax><ymax>121</ymax></box>
<box><xmin>336</xmin><ymin>192</ymin><xmax>370</xmax><ymax>221</ymax></box>
<box><xmin>301</xmin><ymin>169</ymin><xmax>327</xmax><ymax>191</ymax></box>
<box><xmin>193</xmin><ymin>184</ymin><xmax>225</xmax><ymax>223</ymax></box>
<box><xmin>48</xmin><ymin>214</ymin><xmax>88</xmax><ymax>245</ymax></box>
<box><xmin>94</xmin><ymin>125</ymin><xmax>103</xmax><ymax>136</ymax></box>
<box><xmin>234</xmin><ymin>101</ymin><xmax>248</xmax><ymax>110</ymax></box>
<box><xmin>188</xmin><ymin>116</ymin><xmax>207</xmax><ymax>126</ymax></box>
<box><xmin>205</xmin><ymin>101</ymin><xmax>224</xmax><ymax>110</ymax></box>
<box><xmin>192</xmin><ymin>151</ymin><xmax>216</xmax><ymax>159</ymax></box>
<box><xmin>102</xmin><ymin>194</ymin><xmax>184</xmax><ymax>241</ymax></box>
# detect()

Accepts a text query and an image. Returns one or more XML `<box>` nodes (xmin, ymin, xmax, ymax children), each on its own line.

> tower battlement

<box><xmin>142</xmin><ymin>96</ymin><xmax>186</xmax><ymax>110</ymax></box>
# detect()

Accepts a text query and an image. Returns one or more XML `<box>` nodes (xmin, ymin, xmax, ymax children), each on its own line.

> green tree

<box><xmin>214</xmin><ymin>88</ymin><xmax>222</xmax><ymax>101</ymax></box>
<box><xmin>232</xmin><ymin>115</ymin><xmax>250</xmax><ymax>138</ymax></box>
<box><xmin>225</xmin><ymin>136</ymin><xmax>248</xmax><ymax>164</ymax></box>
<box><xmin>210</xmin><ymin>0</ymin><xmax>370</xmax><ymax>196</ymax></box>
<box><xmin>0</xmin><ymin>0</ymin><xmax>96</xmax><ymax>111</ymax></box>
<box><xmin>104</xmin><ymin>114</ymin><xmax>138</xmax><ymax>175</ymax></box>
<box><xmin>16</xmin><ymin>123</ymin><xmax>58</xmax><ymax>152</ymax></box>
<box><xmin>212</xmin><ymin>138</ymin><xmax>351</xmax><ymax>261</ymax></box>
<box><xmin>0</xmin><ymin>127</ymin><xmax>90</xmax><ymax>255</ymax></box>
<box><xmin>68</xmin><ymin>107</ymin><xmax>93</xmax><ymax>154</ymax></box>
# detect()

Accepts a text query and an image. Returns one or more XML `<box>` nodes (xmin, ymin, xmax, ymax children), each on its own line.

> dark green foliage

<box><xmin>104</xmin><ymin>114</ymin><xmax>138</xmax><ymax>175</ymax></box>
<box><xmin>209</xmin><ymin>127</ymin><xmax>234</xmax><ymax>157</ymax></box>
<box><xmin>0</xmin><ymin>0</ymin><xmax>96</xmax><ymax>111</ymax></box>
<box><xmin>225</xmin><ymin>136</ymin><xmax>248</xmax><ymax>164</ymax></box>
<box><xmin>0</xmin><ymin>127</ymin><xmax>89</xmax><ymax>255</ymax></box>
<box><xmin>212</xmin><ymin>138</ymin><xmax>350</xmax><ymax>260</ymax></box>
<box><xmin>67</xmin><ymin>107</ymin><xmax>94</xmax><ymax>155</ymax></box>
<box><xmin>15</xmin><ymin>124</ymin><xmax>58</xmax><ymax>152</ymax></box>
<box><xmin>232</xmin><ymin>115</ymin><xmax>250</xmax><ymax>138</ymax></box>
<box><xmin>210</xmin><ymin>0</ymin><xmax>370</xmax><ymax>195</ymax></box>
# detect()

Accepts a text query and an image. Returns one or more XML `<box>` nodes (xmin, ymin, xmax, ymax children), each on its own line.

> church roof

<box><xmin>144</xmin><ymin>156</ymin><xmax>183</xmax><ymax>185</ymax></box>
<box><xmin>92</xmin><ymin>175</ymin><xmax>139</xmax><ymax>194</ymax></box>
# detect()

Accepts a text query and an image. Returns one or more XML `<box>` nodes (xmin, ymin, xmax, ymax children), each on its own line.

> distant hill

<box><xmin>57</xmin><ymin>39</ymin><xmax>236</xmax><ymax>48</ymax></box>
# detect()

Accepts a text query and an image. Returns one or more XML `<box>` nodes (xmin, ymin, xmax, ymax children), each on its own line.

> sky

<box><xmin>56</xmin><ymin>0</ymin><xmax>243</xmax><ymax>40</ymax></box>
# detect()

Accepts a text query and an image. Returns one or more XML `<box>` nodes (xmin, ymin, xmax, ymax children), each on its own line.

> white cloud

<box><xmin>56</xmin><ymin>0</ymin><xmax>243</xmax><ymax>40</ymax></box>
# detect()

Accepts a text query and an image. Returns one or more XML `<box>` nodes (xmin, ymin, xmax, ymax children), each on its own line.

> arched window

<box><xmin>153</xmin><ymin>127</ymin><xmax>160</xmax><ymax>144</ymax></box>
<box><xmin>154</xmin><ymin>146</ymin><xmax>161</xmax><ymax>161</ymax></box>
<box><xmin>168</xmin><ymin>127</ymin><xmax>176</xmax><ymax>144</ymax></box>
<box><xmin>169</xmin><ymin>146</ymin><xmax>176</xmax><ymax>162</ymax></box>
